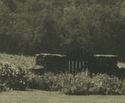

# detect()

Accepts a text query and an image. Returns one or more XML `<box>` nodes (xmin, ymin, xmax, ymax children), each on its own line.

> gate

<box><xmin>34</xmin><ymin>53</ymin><xmax>120</xmax><ymax>76</ymax></box>
<box><xmin>67</xmin><ymin>60</ymin><xmax>88</xmax><ymax>73</ymax></box>
<box><xmin>35</xmin><ymin>52</ymin><xmax>90</xmax><ymax>74</ymax></box>
<box><xmin>65</xmin><ymin>49</ymin><xmax>91</xmax><ymax>73</ymax></box>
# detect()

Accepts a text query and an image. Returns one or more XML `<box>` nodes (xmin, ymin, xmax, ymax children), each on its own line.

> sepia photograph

<box><xmin>0</xmin><ymin>0</ymin><xmax>125</xmax><ymax>103</ymax></box>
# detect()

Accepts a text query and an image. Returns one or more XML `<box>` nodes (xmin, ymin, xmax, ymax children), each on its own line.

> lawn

<box><xmin>0</xmin><ymin>90</ymin><xmax>125</xmax><ymax>103</ymax></box>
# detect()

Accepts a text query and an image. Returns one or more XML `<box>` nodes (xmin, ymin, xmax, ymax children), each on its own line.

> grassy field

<box><xmin>0</xmin><ymin>90</ymin><xmax>124</xmax><ymax>103</ymax></box>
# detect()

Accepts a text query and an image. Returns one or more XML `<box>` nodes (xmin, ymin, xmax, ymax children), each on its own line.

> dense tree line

<box><xmin>0</xmin><ymin>0</ymin><xmax>125</xmax><ymax>56</ymax></box>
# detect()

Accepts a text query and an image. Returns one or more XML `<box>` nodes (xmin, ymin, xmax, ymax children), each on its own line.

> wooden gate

<box><xmin>35</xmin><ymin>52</ymin><xmax>90</xmax><ymax>74</ymax></box>
<box><xmin>66</xmin><ymin>49</ymin><xmax>89</xmax><ymax>74</ymax></box>
<box><xmin>66</xmin><ymin>59</ymin><xmax>88</xmax><ymax>74</ymax></box>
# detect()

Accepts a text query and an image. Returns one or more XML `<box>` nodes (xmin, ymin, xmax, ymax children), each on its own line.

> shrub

<box><xmin>9</xmin><ymin>67</ymin><xmax>30</xmax><ymax>90</ymax></box>
<box><xmin>29</xmin><ymin>72</ymin><xmax>91</xmax><ymax>94</ymax></box>
<box><xmin>121</xmin><ymin>79</ymin><xmax>125</xmax><ymax>94</ymax></box>
<box><xmin>90</xmin><ymin>74</ymin><xmax>122</xmax><ymax>95</ymax></box>
<box><xmin>0</xmin><ymin>61</ymin><xmax>30</xmax><ymax>90</ymax></box>
<box><xmin>0</xmin><ymin>83</ymin><xmax>9</xmax><ymax>92</ymax></box>
<box><xmin>0</xmin><ymin>53</ymin><xmax>35</xmax><ymax>70</ymax></box>
<box><xmin>60</xmin><ymin>72</ymin><xmax>91</xmax><ymax>95</ymax></box>
<box><xmin>29</xmin><ymin>72</ymin><xmax>125</xmax><ymax>95</ymax></box>
<box><xmin>29</xmin><ymin>73</ymin><xmax>64</xmax><ymax>91</ymax></box>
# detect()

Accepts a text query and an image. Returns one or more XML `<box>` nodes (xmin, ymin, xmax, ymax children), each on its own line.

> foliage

<box><xmin>29</xmin><ymin>72</ymin><xmax>125</xmax><ymax>95</ymax></box>
<box><xmin>60</xmin><ymin>73</ymin><xmax>92</xmax><ymax>95</ymax></box>
<box><xmin>29</xmin><ymin>73</ymin><xmax>65</xmax><ymax>91</ymax></box>
<box><xmin>0</xmin><ymin>0</ymin><xmax>125</xmax><ymax>55</ymax></box>
<box><xmin>0</xmin><ymin>83</ymin><xmax>8</xmax><ymax>92</ymax></box>
<box><xmin>0</xmin><ymin>61</ymin><xmax>31</xmax><ymax>90</ymax></box>
<box><xmin>90</xmin><ymin>74</ymin><xmax>122</xmax><ymax>95</ymax></box>
<box><xmin>0</xmin><ymin>53</ymin><xmax>35</xmax><ymax>69</ymax></box>
<box><xmin>0</xmin><ymin>53</ymin><xmax>124</xmax><ymax>95</ymax></box>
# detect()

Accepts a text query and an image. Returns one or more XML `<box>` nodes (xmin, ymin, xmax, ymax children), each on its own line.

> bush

<box><xmin>29</xmin><ymin>73</ymin><xmax>64</xmax><ymax>91</ymax></box>
<box><xmin>9</xmin><ymin>67</ymin><xmax>30</xmax><ymax>90</ymax></box>
<box><xmin>90</xmin><ymin>74</ymin><xmax>122</xmax><ymax>95</ymax></box>
<box><xmin>0</xmin><ymin>53</ymin><xmax>35</xmax><ymax>70</ymax></box>
<box><xmin>0</xmin><ymin>61</ymin><xmax>30</xmax><ymax>90</ymax></box>
<box><xmin>121</xmin><ymin>79</ymin><xmax>125</xmax><ymax>94</ymax></box>
<box><xmin>29</xmin><ymin>72</ymin><xmax>125</xmax><ymax>95</ymax></box>
<box><xmin>29</xmin><ymin>72</ymin><xmax>91</xmax><ymax>94</ymax></box>
<box><xmin>0</xmin><ymin>83</ymin><xmax>9</xmax><ymax>92</ymax></box>
<box><xmin>60</xmin><ymin>73</ymin><xmax>91</xmax><ymax>95</ymax></box>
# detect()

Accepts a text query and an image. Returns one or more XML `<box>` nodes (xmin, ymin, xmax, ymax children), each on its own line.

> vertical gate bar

<box><xmin>81</xmin><ymin>60</ymin><xmax>82</xmax><ymax>71</ymax></box>
<box><xmin>82</xmin><ymin>61</ymin><xmax>84</xmax><ymax>71</ymax></box>
<box><xmin>71</xmin><ymin>60</ymin><xmax>72</xmax><ymax>73</ymax></box>
<box><xmin>80</xmin><ymin>60</ymin><xmax>82</xmax><ymax>71</ymax></box>
<box><xmin>77</xmin><ymin>60</ymin><xmax>79</xmax><ymax>73</ymax></box>
<box><xmin>79</xmin><ymin>60</ymin><xmax>80</xmax><ymax>71</ymax></box>
<box><xmin>75</xmin><ymin>60</ymin><xmax>77</xmax><ymax>73</ymax></box>
<box><xmin>76</xmin><ymin>60</ymin><xmax>78</xmax><ymax>73</ymax></box>
<box><xmin>73</xmin><ymin>60</ymin><xmax>74</xmax><ymax>74</ymax></box>
<box><xmin>73</xmin><ymin>60</ymin><xmax>75</xmax><ymax>74</ymax></box>
<box><xmin>68</xmin><ymin>60</ymin><xmax>70</xmax><ymax>73</ymax></box>
<box><xmin>72</xmin><ymin>60</ymin><xmax>74</xmax><ymax>74</ymax></box>
<box><xmin>70</xmin><ymin>60</ymin><xmax>71</xmax><ymax>73</ymax></box>
<box><xmin>78</xmin><ymin>60</ymin><xmax>79</xmax><ymax>72</ymax></box>
<box><xmin>72</xmin><ymin>60</ymin><xmax>73</xmax><ymax>73</ymax></box>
